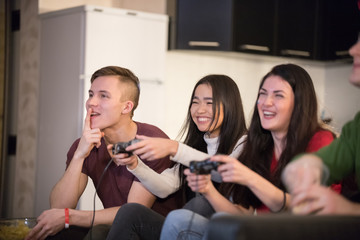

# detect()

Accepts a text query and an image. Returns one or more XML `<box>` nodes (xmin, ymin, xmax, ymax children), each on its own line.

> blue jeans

<box><xmin>160</xmin><ymin>209</ymin><xmax>210</xmax><ymax>240</ymax></box>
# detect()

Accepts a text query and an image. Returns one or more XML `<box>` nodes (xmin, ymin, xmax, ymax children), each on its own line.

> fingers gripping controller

<box><xmin>112</xmin><ymin>139</ymin><xmax>141</xmax><ymax>155</ymax></box>
<box><xmin>189</xmin><ymin>158</ymin><xmax>222</xmax><ymax>175</ymax></box>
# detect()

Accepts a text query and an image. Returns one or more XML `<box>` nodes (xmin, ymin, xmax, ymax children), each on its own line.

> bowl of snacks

<box><xmin>0</xmin><ymin>218</ymin><xmax>37</xmax><ymax>240</ymax></box>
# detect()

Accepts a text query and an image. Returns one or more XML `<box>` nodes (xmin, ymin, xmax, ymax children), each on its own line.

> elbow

<box><xmin>157</xmin><ymin>193</ymin><xmax>170</xmax><ymax>198</ymax></box>
<box><xmin>153</xmin><ymin>186</ymin><xmax>178</xmax><ymax>198</ymax></box>
<box><xmin>155</xmin><ymin>189</ymin><xmax>171</xmax><ymax>198</ymax></box>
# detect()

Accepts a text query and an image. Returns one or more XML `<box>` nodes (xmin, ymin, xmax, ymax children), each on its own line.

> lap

<box><xmin>106</xmin><ymin>203</ymin><xmax>165</xmax><ymax>240</ymax></box>
<box><xmin>45</xmin><ymin>226</ymin><xmax>89</xmax><ymax>240</ymax></box>
<box><xmin>182</xmin><ymin>195</ymin><xmax>215</xmax><ymax>219</ymax></box>
<box><xmin>160</xmin><ymin>209</ymin><xmax>210</xmax><ymax>240</ymax></box>
<box><xmin>84</xmin><ymin>225</ymin><xmax>111</xmax><ymax>240</ymax></box>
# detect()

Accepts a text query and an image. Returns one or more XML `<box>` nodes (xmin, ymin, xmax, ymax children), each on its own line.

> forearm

<box><xmin>203</xmin><ymin>186</ymin><xmax>252</xmax><ymax>215</ymax></box>
<box><xmin>172</xmin><ymin>135</ymin><xmax>246</xmax><ymax>166</ymax></box>
<box><xmin>247</xmin><ymin>173</ymin><xmax>289</xmax><ymax>212</ymax></box>
<box><xmin>50</xmin><ymin>156</ymin><xmax>86</xmax><ymax>208</ymax></box>
<box><xmin>172</xmin><ymin>143</ymin><xmax>209</xmax><ymax>166</ymax></box>
<box><xmin>331</xmin><ymin>201</ymin><xmax>360</xmax><ymax>215</ymax></box>
<box><xmin>69</xmin><ymin>207</ymin><xmax>119</xmax><ymax>227</ymax></box>
<box><xmin>128</xmin><ymin>159</ymin><xmax>180</xmax><ymax>198</ymax></box>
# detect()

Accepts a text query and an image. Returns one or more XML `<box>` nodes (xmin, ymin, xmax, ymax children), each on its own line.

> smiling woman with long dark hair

<box><xmin>106</xmin><ymin>74</ymin><xmax>247</xmax><ymax>240</ymax></box>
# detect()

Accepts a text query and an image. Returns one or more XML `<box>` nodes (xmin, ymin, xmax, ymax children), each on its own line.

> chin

<box><xmin>90</xmin><ymin>123</ymin><xmax>103</xmax><ymax>130</ymax></box>
<box><xmin>260</xmin><ymin>120</ymin><xmax>271</xmax><ymax>130</ymax></box>
<box><xmin>260</xmin><ymin>125</ymin><xmax>272</xmax><ymax>131</ymax></box>
<box><xmin>261</xmin><ymin>123</ymin><xmax>281</xmax><ymax>132</ymax></box>
<box><xmin>198</xmin><ymin>128</ymin><xmax>209</xmax><ymax>133</ymax></box>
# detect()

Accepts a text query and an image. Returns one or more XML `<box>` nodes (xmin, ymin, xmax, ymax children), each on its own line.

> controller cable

<box><xmin>89</xmin><ymin>158</ymin><xmax>113</xmax><ymax>240</ymax></box>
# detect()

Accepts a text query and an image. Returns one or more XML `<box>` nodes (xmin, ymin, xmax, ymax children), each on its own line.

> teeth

<box><xmin>263</xmin><ymin>111</ymin><xmax>275</xmax><ymax>116</ymax></box>
<box><xmin>198</xmin><ymin>117</ymin><xmax>209</xmax><ymax>122</ymax></box>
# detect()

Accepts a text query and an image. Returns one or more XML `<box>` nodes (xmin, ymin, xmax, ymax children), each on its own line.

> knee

<box><xmin>118</xmin><ymin>203</ymin><xmax>146</xmax><ymax>215</ymax></box>
<box><xmin>114</xmin><ymin>203</ymin><xmax>147</xmax><ymax>223</ymax></box>
<box><xmin>161</xmin><ymin>209</ymin><xmax>208</xmax><ymax>240</ymax></box>
<box><xmin>162</xmin><ymin>209</ymin><xmax>194</xmax><ymax>231</ymax></box>
<box><xmin>166</xmin><ymin>209</ymin><xmax>194</xmax><ymax>221</ymax></box>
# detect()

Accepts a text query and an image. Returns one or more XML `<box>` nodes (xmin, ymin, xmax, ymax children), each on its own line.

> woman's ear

<box><xmin>122</xmin><ymin>101</ymin><xmax>134</xmax><ymax>114</ymax></box>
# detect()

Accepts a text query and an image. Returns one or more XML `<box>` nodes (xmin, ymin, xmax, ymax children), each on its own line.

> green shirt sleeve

<box><xmin>315</xmin><ymin>112</ymin><xmax>360</xmax><ymax>188</ymax></box>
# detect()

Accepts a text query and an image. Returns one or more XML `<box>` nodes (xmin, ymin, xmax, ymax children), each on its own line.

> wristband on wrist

<box><xmin>271</xmin><ymin>190</ymin><xmax>286</xmax><ymax>213</ymax></box>
<box><xmin>65</xmin><ymin>208</ymin><xmax>69</xmax><ymax>229</ymax></box>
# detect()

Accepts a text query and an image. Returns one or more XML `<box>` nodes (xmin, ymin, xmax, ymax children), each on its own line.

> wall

<box><xmin>0</xmin><ymin>0</ymin><xmax>6</xmax><ymax>217</ymax></box>
<box><xmin>8</xmin><ymin>0</ymin><xmax>40</xmax><ymax>218</ymax></box>
<box><xmin>324</xmin><ymin>65</ymin><xmax>360</xmax><ymax>130</ymax></box>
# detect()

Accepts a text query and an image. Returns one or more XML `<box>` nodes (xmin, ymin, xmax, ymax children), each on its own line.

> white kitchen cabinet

<box><xmin>36</xmin><ymin>5</ymin><xmax>168</xmax><ymax>215</ymax></box>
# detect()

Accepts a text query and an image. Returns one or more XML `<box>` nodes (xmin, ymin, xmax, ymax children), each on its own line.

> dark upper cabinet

<box><xmin>176</xmin><ymin>0</ymin><xmax>233</xmax><ymax>51</ymax></box>
<box><xmin>319</xmin><ymin>0</ymin><xmax>360</xmax><ymax>60</ymax></box>
<box><xmin>276</xmin><ymin>0</ymin><xmax>318</xmax><ymax>59</ymax></box>
<box><xmin>277</xmin><ymin>0</ymin><xmax>360</xmax><ymax>60</ymax></box>
<box><xmin>233</xmin><ymin>0</ymin><xmax>277</xmax><ymax>56</ymax></box>
<box><xmin>175</xmin><ymin>0</ymin><xmax>360</xmax><ymax>60</ymax></box>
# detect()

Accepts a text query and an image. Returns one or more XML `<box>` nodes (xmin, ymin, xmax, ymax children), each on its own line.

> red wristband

<box><xmin>65</xmin><ymin>208</ymin><xmax>69</xmax><ymax>229</ymax></box>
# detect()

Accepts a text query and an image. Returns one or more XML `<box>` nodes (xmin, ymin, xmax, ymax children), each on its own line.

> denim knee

<box><xmin>161</xmin><ymin>209</ymin><xmax>207</xmax><ymax>240</ymax></box>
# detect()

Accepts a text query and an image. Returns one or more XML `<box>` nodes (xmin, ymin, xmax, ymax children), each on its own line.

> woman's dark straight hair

<box><xmin>177</xmin><ymin>74</ymin><xmax>247</xmax><ymax>201</ymax></box>
<box><xmin>223</xmin><ymin>64</ymin><xmax>331</xmax><ymax>208</ymax></box>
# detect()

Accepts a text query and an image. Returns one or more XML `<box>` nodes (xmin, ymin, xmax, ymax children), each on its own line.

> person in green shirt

<box><xmin>282</xmin><ymin>36</ymin><xmax>360</xmax><ymax>215</ymax></box>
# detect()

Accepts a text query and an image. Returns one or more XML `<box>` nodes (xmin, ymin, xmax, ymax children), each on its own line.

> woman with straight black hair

<box><xmin>106</xmin><ymin>74</ymin><xmax>247</xmax><ymax>240</ymax></box>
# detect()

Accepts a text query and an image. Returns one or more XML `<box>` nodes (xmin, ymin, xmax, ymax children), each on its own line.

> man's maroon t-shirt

<box><xmin>66</xmin><ymin>122</ymin><xmax>183</xmax><ymax>216</ymax></box>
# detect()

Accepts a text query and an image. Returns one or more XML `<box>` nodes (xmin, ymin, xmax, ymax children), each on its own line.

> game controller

<box><xmin>189</xmin><ymin>158</ymin><xmax>222</xmax><ymax>175</ymax></box>
<box><xmin>112</xmin><ymin>139</ymin><xmax>141</xmax><ymax>155</ymax></box>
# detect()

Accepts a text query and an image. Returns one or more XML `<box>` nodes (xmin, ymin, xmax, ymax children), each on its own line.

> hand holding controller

<box><xmin>112</xmin><ymin>139</ymin><xmax>141</xmax><ymax>156</ymax></box>
<box><xmin>189</xmin><ymin>158</ymin><xmax>222</xmax><ymax>175</ymax></box>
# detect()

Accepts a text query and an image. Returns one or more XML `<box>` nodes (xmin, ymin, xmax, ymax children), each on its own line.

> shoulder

<box><xmin>66</xmin><ymin>138</ymin><xmax>81</xmax><ymax>166</ymax></box>
<box><xmin>306</xmin><ymin>130</ymin><xmax>334</xmax><ymax>153</ymax></box>
<box><xmin>338</xmin><ymin>111</ymin><xmax>360</xmax><ymax>141</ymax></box>
<box><xmin>343</xmin><ymin>111</ymin><xmax>360</xmax><ymax>130</ymax></box>
<box><xmin>312</xmin><ymin>130</ymin><xmax>334</xmax><ymax>140</ymax></box>
<box><xmin>234</xmin><ymin>134</ymin><xmax>247</xmax><ymax>150</ymax></box>
<box><xmin>354</xmin><ymin>111</ymin><xmax>360</xmax><ymax>121</ymax></box>
<box><xmin>228</xmin><ymin>134</ymin><xmax>247</xmax><ymax>158</ymax></box>
<box><xmin>67</xmin><ymin>138</ymin><xmax>81</xmax><ymax>156</ymax></box>
<box><xmin>237</xmin><ymin>134</ymin><xmax>247</xmax><ymax>145</ymax></box>
<box><xmin>135</xmin><ymin>121</ymin><xmax>169</xmax><ymax>139</ymax></box>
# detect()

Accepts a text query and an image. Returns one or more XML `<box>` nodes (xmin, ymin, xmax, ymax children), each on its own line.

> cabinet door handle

<box><xmin>335</xmin><ymin>50</ymin><xmax>349</xmax><ymax>56</ymax></box>
<box><xmin>281</xmin><ymin>49</ymin><xmax>310</xmax><ymax>57</ymax></box>
<box><xmin>239</xmin><ymin>44</ymin><xmax>270</xmax><ymax>52</ymax></box>
<box><xmin>126</xmin><ymin>11</ymin><xmax>137</xmax><ymax>16</ymax></box>
<box><xmin>188</xmin><ymin>41</ymin><xmax>220</xmax><ymax>47</ymax></box>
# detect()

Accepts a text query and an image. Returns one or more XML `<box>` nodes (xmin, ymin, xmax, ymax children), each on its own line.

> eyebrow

<box><xmin>260</xmin><ymin>88</ymin><xmax>285</xmax><ymax>94</ymax></box>
<box><xmin>88</xmin><ymin>90</ymin><xmax>110</xmax><ymax>95</ymax></box>
<box><xmin>274</xmin><ymin>90</ymin><xmax>285</xmax><ymax>94</ymax></box>
<box><xmin>193</xmin><ymin>96</ymin><xmax>213</xmax><ymax>101</ymax></box>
